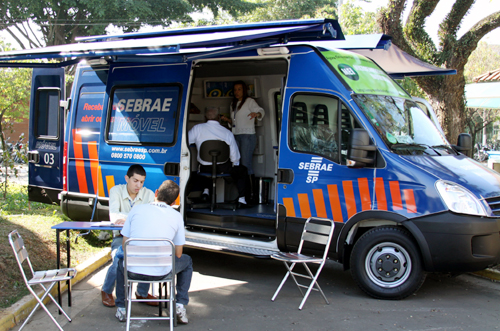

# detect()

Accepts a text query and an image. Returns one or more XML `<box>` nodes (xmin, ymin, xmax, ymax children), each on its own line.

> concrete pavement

<box><xmin>3</xmin><ymin>247</ymin><xmax>500</xmax><ymax>331</ymax></box>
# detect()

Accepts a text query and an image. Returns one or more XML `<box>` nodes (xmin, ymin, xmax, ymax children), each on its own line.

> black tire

<box><xmin>350</xmin><ymin>226</ymin><xmax>426</xmax><ymax>300</ymax></box>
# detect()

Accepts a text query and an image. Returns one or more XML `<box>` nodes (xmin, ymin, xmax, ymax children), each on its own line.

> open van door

<box><xmin>27</xmin><ymin>68</ymin><xmax>65</xmax><ymax>204</ymax></box>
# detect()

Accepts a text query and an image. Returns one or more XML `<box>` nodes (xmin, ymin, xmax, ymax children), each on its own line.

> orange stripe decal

<box><xmin>375</xmin><ymin>177</ymin><xmax>387</xmax><ymax>210</ymax></box>
<box><xmin>73</xmin><ymin>130</ymin><xmax>88</xmax><ymax>194</ymax></box>
<box><xmin>88</xmin><ymin>141</ymin><xmax>99</xmax><ymax>194</ymax></box>
<box><xmin>358</xmin><ymin>178</ymin><xmax>371</xmax><ymax>211</ymax></box>
<box><xmin>298</xmin><ymin>193</ymin><xmax>311</xmax><ymax>219</ymax></box>
<box><xmin>313</xmin><ymin>189</ymin><xmax>327</xmax><ymax>218</ymax></box>
<box><xmin>98</xmin><ymin>166</ymin><xmax>105</xmax><ymax>197</ymax></box>
<box><xmin>343</xmin><ymin>181</ymin><xmax>357</xmax><ymax>218</ymax></box>
<box><xmin>327</xmin><ymin>184</ymin><xmax>343</xmax><ymax>223</ymax></box>
<box><xmin>283</xmin><ymin>197</ymin><xmax>296</xmax><ymax>217</ymax></box>
<box><xmin>389</xmin><ymin>181</ymin><xmax>403</xmax><ymax>210</ymax></box>
<box><xmin>403</xmin><ymin>189</ymin><xmax>417</xmax><ymax>213</ymax></box>
<box><xmin>106</xmin><ymin>176</ymin><xmax>116</xmax><ymax>196</ymax></box>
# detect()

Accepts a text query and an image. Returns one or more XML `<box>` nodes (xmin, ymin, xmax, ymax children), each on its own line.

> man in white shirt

<box><xmin>114</xmin><ymin>180</ymin><xmax>192</xmax><ymax>325</ymax></box>
<box><xmin>101</xmin><ymin>164</ymin><xmax>156</xmax><ymax>307</ymax></box>
<box><xmin>188</xmin><ymin>107</ymin><xmax>248</xmax><ymax>207</ymax></box>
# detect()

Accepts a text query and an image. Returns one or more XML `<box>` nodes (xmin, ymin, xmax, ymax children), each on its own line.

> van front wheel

<box><xmin>350</xmin><ymin>226</ymin><xmax>425</xmax><ymax>300</ymax></box>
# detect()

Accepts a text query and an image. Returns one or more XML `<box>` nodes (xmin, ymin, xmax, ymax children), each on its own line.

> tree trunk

<box><xmin>416</xmin><ymin>70</ymin><xmax>466</xmax><ymax>144</ymax></box>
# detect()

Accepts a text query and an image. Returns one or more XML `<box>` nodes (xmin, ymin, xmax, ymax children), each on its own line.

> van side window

<box><xmin>73</xmin><ymin>90</ymin><xmax>105</xmax><ymax>138</ymax></box>
<box><xmin>107</xmin><ymin>85</ymin><xmax>180</xmax><ymax>144</ymax></box>
<box><xmin>339</xmin><ymin>103</ymin><xmax>362</xmax><ymax>165</ymax></box>
<box><xmin>35</xmin><ymin>88</ymin><xmax>60</xmax><ymax>139</ymax></box>
<box><xmin>289</xmin><ymin>94</ymin><xmax>340</xmax><ymax>163</ymax></box>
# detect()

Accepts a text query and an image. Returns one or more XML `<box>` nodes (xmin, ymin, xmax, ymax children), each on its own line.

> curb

<box><xmin>471</xmin><ymin>268</ymin><xmax>500</xmax><ymax>282</ymax></box>
<box><xmin>0</xmin><ymin>248</ymin><xmax>111</xmax><ymax>331</ymax></box>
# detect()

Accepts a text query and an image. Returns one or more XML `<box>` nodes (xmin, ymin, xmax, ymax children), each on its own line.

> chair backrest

<box><xmin>124</xmin><ymin>238</ymin><xmax>175</xmax><ymax>274</ymax></box>
<box><xmin>297</xmin><ymin>218</ymin><xmax>335</xmax><ymax>259</ymax></box>
<box><xmin>199</xmin><ymin>140</ymin><xmax>230</xmax><ymax>165</ymax></box>
<box><xmin>291</xmin><ymin>102</ymin><xmax>308</xmax><ymax>124</ymax></box>
<box><xmin>313</xmin><ymin>104</ymin><xmax>329</xmax><ymax>125</ymax></box>
<box><xmin>8</xmin><ymin>230</ymin><xmax>34</xmax><ymax>284</ymax></box>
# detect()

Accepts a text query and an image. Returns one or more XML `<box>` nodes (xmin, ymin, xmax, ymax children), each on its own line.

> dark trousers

<box><xmin>199</xmin><ymin>161</ymin><xmax>247</xmax><ymax>198</ymax></box>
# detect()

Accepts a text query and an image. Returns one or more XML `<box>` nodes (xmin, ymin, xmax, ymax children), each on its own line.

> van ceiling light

<box><xmin>257</xmin><ymin>47</ymin><xmax>289</xmax><ymax>56</ymax></box>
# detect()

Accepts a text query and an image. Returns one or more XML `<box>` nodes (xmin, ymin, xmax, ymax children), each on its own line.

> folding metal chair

<box><xmin>124</xmin><ymin>238</ymin><xmax>176</xmax><ymax>331</ymax></box>
<box><xmin>271</xmin><ymin>217</ymin><xmax>334</xmax><ymax>310</ymax></box>
<box><xmin>8</xmin><ymin>230</ymin><xmax>77</xmax><ymax>331</ymax></box>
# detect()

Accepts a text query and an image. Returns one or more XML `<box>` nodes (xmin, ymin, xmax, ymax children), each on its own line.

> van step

<box><xmin>185</xmin><ymin>237</ymin><xmax>277</xmax><ymax>258</ymax></box>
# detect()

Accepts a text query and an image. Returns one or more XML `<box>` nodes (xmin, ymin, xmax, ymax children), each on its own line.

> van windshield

<box><xmin>352</xmin><ymin>94</ymin><xmax>454</xmax><ymax>156</ymax></box>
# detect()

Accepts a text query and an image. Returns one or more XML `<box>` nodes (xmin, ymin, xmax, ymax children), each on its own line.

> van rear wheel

<box><xmin>350</xmin><ymin>226</ymin><xmax>426</xmax><ymax>300</ymax></box>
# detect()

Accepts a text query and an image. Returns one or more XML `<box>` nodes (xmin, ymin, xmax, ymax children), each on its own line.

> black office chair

<box><xmin>197</xmin><ymin>140</ymin><xmax>235</xmax><ymax>212</ymax></box>
<box><xmin>312</xmin><ymin>104</ymin><xmax>329</xmax><ymax>125</ymax></box>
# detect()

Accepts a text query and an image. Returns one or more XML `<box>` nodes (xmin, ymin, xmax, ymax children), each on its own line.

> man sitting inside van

<box><xmin>101</xmin><ymin>164</ymin><xmax>156</xmax><ymax>307</ymax></box>
<box><xmin>114</xmin><ymin>180</ymin><xmax>193</xmax><ymax>324</ymax></box>
<box><xmin>188</xmin><ymin>107</ymin><xmax>248</xmax><ymax>207</ymax></box>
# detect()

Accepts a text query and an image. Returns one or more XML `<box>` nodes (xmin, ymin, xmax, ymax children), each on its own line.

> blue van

<box><xmin>1</xmin><ymin>19</ymin><xmax>499</xmax><ymax>299</ymax></box>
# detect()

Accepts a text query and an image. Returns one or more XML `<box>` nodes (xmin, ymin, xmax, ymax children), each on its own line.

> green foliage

<box><xmin>238</xmin><ymin>0</ymin><xmax>337</xmax><ymax>22</ymax></box>
<box><xmin>1</xmin><ymin>0</ymin><xmax>261</xmax><ymax>47</ymax></box>
<box><xmin>0</xmin><ymin>184</ymin><xmax>110</xmax><ymax>309</ymax></box>
<box><xmin>398</xmin><ymin>77</ymin><xmax>425</xmax><ymax>98</ymax></box>
<box><xmin>339</xmin><ymin>1</ymin><xmax>381</xmax><ymax>35</ymax></box>
<box><xmin>464</xmin><ymin>42</ymin><xmax>500</xmax><ymax>83</ymax></box>
<box><xmin>0</xmin><ymin>183</ymin><xmax>49</xmax><ymax>215</ymax></box>
<box><xmin>0</xmin><ymin>40</ymin><xmax>31</xmax><ymax>195</ymax></box>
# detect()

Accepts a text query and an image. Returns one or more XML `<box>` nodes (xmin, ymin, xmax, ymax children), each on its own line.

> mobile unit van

<box><xmin>2</xmin><ymin>19</ymin><xmax>499</xmax><ymax>299</ymax></box>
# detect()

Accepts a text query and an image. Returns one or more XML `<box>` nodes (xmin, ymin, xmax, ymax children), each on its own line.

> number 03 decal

<box><xmin>44</xmin><ymin>153</ymin><xmax>55</xmax><ymax>165</ymax></box>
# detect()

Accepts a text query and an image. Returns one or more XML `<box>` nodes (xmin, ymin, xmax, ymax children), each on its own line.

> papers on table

<box><xmin>94</xmin><ymin>221</ymin><xmax>122</xmax><ymax>227</ymax></box>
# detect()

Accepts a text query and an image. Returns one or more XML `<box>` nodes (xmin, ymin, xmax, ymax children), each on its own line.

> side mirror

<box><xmin>454</xmin><ymin>133</ymin><xmax>472</xmax><ymax>158</ymax></box>
<box><xmin>347</xmin><ymin>128</ymin><xmax>377</xmax><ymax>168</ymax></box>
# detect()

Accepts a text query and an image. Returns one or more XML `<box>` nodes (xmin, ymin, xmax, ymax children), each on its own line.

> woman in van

<box><xmin>221</xmin><ymin>80</ymin><xmax>265</xmax><ymax>202</ymax></box>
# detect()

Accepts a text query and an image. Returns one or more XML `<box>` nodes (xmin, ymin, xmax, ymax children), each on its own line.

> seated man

<box><xmin>188</xmin><ymin>107</ymin><xmax>248</xmax><ymax>207</ymax></box>
<box><xmin>101</xmin><ymin>164</ymin><xmax>156</xmax><ymax>307</ymax></box>
<box><xmin>115</xmin><ymin>180</ymin><xmax>193</xmax><ymax>325</ymax></box>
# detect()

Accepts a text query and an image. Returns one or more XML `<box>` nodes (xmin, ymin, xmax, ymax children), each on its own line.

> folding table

<box><xmin>51</xmin><ymin>221</ymin><xmax>122</xmax><ymax>308</ymax></box>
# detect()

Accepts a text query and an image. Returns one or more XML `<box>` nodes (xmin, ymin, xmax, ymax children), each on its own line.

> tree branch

<box><xmin>454</xmin><ymin>11</ymin><xmax>500</xmax><ymax>68</ymax></box>
<box><xmin>5</xmin><ymin>27</ymin><xmax>27</xmax><ymax>49</ymax></box>
<box><xmin>377</xmin><ymin>0</ymin><xmax>411</xmax><ymax>54</ymax></box>
<box><xmin>439</xmin><ymin>0</ymin><xmax>474</xmax><ymax>61</ymax></box>
<box><xmin>404</xmin><ymin>0</ymin><xmax>439</xmax><ymax>62</ymax></box>
<box><xmin>26</xmin><ymin>21</ymin><xmax>43</xmax><ymax>48</ymax></box>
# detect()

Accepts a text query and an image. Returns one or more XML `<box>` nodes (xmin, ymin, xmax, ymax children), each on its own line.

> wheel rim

<box><xmin>365</xmin><ymin>242</ymin><xmax>412</xmax><ymax>288</ymax></box>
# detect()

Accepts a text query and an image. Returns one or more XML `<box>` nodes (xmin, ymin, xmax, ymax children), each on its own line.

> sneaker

<box><xmin>115</xmin><ymin>307</ymin><xmax>126</xmax><ymax>322</ymax></box>
<box><xmin>176</xmin><ymin>303</ymin><xmax>188</xmax><ymax>324</ymax></box>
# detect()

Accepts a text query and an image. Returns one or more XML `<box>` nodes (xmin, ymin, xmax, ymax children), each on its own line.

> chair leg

<box><xmin>39</xmin><ymin>283</ymin><xmax>72</xmax><ymax>322</ymax></box>
<box><xmin>170</xmin><ymin>281</ymin><xmax>175</xmax><ymax>330</ymax></box>
<box><xmin>271</xmin><ymin>262</ymin><xmax>297</xmax><ymax>301</ymax></box>
<box><xmin>126</xmin><ymin>282</ymin><xmax>133</xmax><ymax>331</ymax></box>
<box><xmin>286</xmin><ymin>262</ymin><xmax>306</xmax><ymax>297</ymax></box>
<box><xmin>21</xmin><ymin>283</ymin><xmax>65</xmax><ymax>331</ymax></box>
<box><xmin>298</xmin><ymin>263</ymin><xmax>329</xmax><ymax>310</ymax></box>
<box><xmin>158</xmin><ymin>282</ymin><xmax>163</xmax><ymax>317</ymax></box>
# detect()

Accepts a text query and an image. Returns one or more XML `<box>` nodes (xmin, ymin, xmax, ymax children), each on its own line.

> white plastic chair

<box><xmin>8</xmin><ymin>229</ymin><xmax>77</xmax><ymax>331</ymax></box>
<box><xmin>271</xmin><ymin>218</ymin><xmax>334</xmax><ymax>310</ymax></box>
<box><xmin>124</xmin><ymin>238</ymin><xmax>176</xmax><ymax>331</ymax></box>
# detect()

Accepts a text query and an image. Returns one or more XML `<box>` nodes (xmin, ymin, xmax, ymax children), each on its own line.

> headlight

<box><xmin>436</xmin><ymin>181</ymin><xmax>487</xmax><ymax>216</ymax></box>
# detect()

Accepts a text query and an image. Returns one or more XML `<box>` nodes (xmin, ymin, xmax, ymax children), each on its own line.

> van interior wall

<box><xmin>188</xmin><ymin>59</ymin><xmax>287</xmax><ymax>202</ymax></box>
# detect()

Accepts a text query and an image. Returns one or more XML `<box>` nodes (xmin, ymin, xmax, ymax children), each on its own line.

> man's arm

<box><xmin>122</xmin><ymin>236</ymin><xmax>129</xmax><ymax>251</ymax></box>
<box><xmin>228</xmin><ymin>134</ymin><xmax>241</xmax><ymax>165</ymax></box>
<box><xmin>109</xmin><ymin>187</ymin><xmax>126</xmax><ymax>224</ymax></box>
<box><xmin>175</xmin><ymin>245</ymin><xmax>183</xmax><ymax>258</ymax></box>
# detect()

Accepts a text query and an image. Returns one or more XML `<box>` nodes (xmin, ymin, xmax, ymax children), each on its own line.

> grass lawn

<box><xmin>0</xmin><ymin>183</ymin><xmax>111</xmax><ymax>310</ymax></box>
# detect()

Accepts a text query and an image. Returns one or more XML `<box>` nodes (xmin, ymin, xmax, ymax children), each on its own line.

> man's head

<box><xmin>125</xmin><ymin>164</ymin><xmax>147</xmax><ymax>197</ymax></box>
<box><xmin>205</xmin><ymin>107</ymin><xmax>219</xmax><ymax>121</ymax></box>
<box><xmin>156</xmin><ymin>180</ymin><xmax>180</xmax><ymax>205</ymax></box>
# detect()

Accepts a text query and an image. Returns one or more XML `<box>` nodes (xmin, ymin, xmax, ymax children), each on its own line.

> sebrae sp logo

<box><xmin>338</xmin><ymin>64</ymin><xmax>359</xmax><ymax>81</ymax></box>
